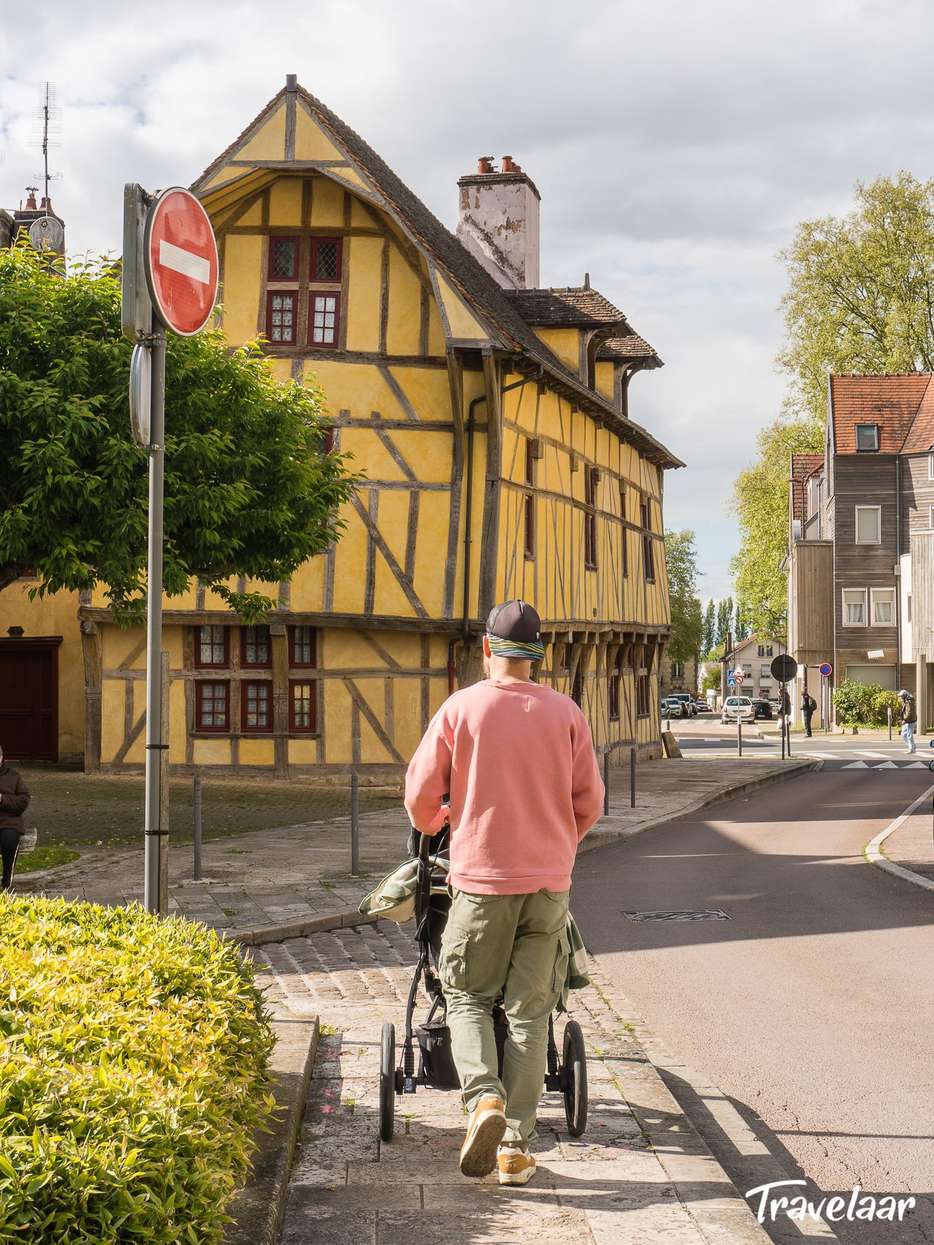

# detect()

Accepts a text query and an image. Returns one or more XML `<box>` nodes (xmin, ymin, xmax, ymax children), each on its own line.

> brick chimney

<box><xmin>457</xmin><ymin>157</ymin><xmax>540</xmax><ymax>290</ymax></box>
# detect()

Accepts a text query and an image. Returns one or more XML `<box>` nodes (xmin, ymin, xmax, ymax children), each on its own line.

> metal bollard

<box><xmin>350</xmin><ymin>770</ymin><xmax>360</xmax><ymax>876</ymax></box>
<box><xmin>192</xmin><ymin>775</ymin><xmax>203</xmax><ymax>881</ymax></box>
<box><xmin>603</xmin><ymin>750</ymin><xmax>610</xmax><ymax>816</ymax></box>
<box><xmin>630</xmin><ymin>745</ymin><xmax>636</xmax><ymax>808</ymax></box>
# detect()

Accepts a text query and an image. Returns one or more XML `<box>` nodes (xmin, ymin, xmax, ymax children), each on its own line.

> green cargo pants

<box><xmin>439</xmin><ymin>887</ymin><xmax>569</xmax><ymax>1146</ymax></box>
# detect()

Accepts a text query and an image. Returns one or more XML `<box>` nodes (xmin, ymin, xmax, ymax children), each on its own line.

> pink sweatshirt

<box><xmin>404</xmin><ymin>679</ymin><xmax>605</xmax><ymax>894</ymax></box>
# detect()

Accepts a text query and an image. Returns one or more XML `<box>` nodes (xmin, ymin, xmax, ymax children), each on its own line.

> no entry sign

<box><xmin>145</xmin><ymin>187</ymin><xmax>218</xmax><ymax>336</ymax></box>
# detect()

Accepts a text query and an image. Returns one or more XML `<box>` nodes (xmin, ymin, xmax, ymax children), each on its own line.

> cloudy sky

<box><xmin>3</xmin><ymin>0</ymin><xmax>931</xmax><ymax>600</ymax></box>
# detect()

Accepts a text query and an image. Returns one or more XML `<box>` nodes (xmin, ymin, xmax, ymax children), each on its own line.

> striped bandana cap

<box><xmin>488</xmin><ymin>634</ymin><xmax>545</xmax><ymax>661</ymax></box>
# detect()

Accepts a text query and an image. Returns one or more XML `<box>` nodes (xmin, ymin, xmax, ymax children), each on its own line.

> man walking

<box><xmin>801</xmin><ymin>691</ymin><xmax>816</xmax><ymax>738</ymax></box>
<box><xmin>404</xmin><ymin>601</ymin><xmax>604</xmax><ymax>1186</ymax></box>
<box><xmin>0</xmin><ymin>745</ymin><xmax>30</xmax><ymax>892</ymax></box>
<box><xmin>898</xmin><ymin>690</ymin><xmax>917</xmax><ymax>754</ymax></box>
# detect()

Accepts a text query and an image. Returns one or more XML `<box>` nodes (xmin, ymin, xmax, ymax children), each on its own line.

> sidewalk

<box><xmin>876</xmin><ymin>779</ymin><xmax>934</xmax><ymax>883</ymax></box>
<box><xmin>18</xmin><ymin>755</ymin><xmax>816</xmax><ymax>943</ymax></box>
<box><xmin>259</xmin><ymin>922</ymin><xmax>776</xmax><ymax>1245</ymax></box>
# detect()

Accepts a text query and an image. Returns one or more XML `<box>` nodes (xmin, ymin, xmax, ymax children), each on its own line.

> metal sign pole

<box><xmin>143</xmin><ymin>328</ymin><xmax>167</xmax><ymax>913</ymax></box>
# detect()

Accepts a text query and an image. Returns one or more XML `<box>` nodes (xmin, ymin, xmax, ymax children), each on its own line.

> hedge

<box><xmin>832</xmin><ymin>679</ymin><xmax>901</xmax><ymax>727</ymax></box>
<box><xmin>0</xmin><ymin>894</ymin><xmax>275</xmax><ymax>1244</ymax></box>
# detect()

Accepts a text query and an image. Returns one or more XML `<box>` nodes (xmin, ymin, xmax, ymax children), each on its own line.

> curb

<box><xmin>580</xmin><ymin>758</ymin><xmax>821</xmax><ymax>854</ymax></box>
<box><xmin>864</xmin><ymin>779</ymin><xmax>934</xmax><ymax>893</ymax></box>
<box><xmin>230</xmin><ymin>909</ymin><xmax>379</xmax><ymax>947</ymax></box>
<box><xmin>224</xmin><ymin>1011</ymin><xmax>319</xmax><ymax>1245</ymax></box>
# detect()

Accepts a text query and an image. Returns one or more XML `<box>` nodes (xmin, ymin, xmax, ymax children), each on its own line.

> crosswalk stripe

<box><xmin>857</xmin><ymin>751</ymin><xmax>893</xmax><ymax>759</ymax></box>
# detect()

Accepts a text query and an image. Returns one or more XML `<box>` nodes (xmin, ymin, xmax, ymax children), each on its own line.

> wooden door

<box><xmin>0</xmin><ymin>639</ymin><xmax>60</xmax><ymax>761</ymax></box>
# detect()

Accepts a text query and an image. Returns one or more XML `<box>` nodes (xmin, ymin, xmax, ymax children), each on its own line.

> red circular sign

<box><xmin>145</xmin><ymin>187</ymin><xmax>218</xmax><ymax>336</ymax></box>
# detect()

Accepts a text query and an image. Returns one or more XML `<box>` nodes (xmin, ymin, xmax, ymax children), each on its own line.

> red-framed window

<box><xmin>241</xmin><ymin>680</ymin><xmax>273</xmax><ymax>733</ymax></box>
<box><xmin>584</xmin><ymin>467</ymin><xmax>599</xmax><ymax>569</ymax></box>
<box><xmin>310</xmin><ymin>237</ymin><xmax>342</xmax><ymax>282</ymax></box>
<box><xmin>640</xmin><ymin>498</ymin><xmax>655</xmax><ymax>581</ymax></box>
<box><xmin>195</xmin><ymin>625</ymin><xmax>229</xmax><ymax>669</ymax></box>
<box><xmin>289</xmin><ymin>625</ymin><xmax>316</xmax><ymax>667</ymax></box>
<box><xmin>524</xmin><ymin>438</ymin><xmax>537</xmax><ymax>559</ymax></box>
<box><xmin>267</xmin><ymin>290</ymin><xmax>297</xmax><ymax>345</ymax></box>
<box><xmin>268</xmin><ymin>236</ymin><xmax>299</xmax><ymax>281</ymax></box>
<box><xmin>609</xmin><ymin>650</ymin><xmax>623</xmax><ymax>721</ymax></box>
<box><xmin>195</xmin><ymin>680</ymin><xmax>229</xmax><ymax>731</ymax></box>
<box><xmin>289</xmin><ymin>680</ymin><xmax>316</xmax><ymax>733</ymax></box>
<box><xmin>308</xmin><ymin>292</ymin><xmax>340</xmax><ymax>348</ymax></box>
<box><xmin>636</xmin><ymin>670</ymin><xmax>650</xmax><ymax>717</ymax></box>
<box><xmin>241</xmin><ymin>625</ymin><xmax>271</xmax><ymax>668</ymax></box>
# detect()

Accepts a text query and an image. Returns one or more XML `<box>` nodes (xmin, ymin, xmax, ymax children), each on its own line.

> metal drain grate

<box><xmin>623</xmin><ymin>909</ymin><xmax>731</xmax><ymax>922</ymax></box>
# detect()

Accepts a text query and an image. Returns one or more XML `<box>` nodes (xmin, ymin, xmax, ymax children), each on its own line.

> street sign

<box><xmin>727</xmin><ymin>673</ymin><xmax>736</xmax><ymax>687</ymax></box>
<box><xmin>129</xmin><ymin>343</ymin><xmax>151</xmax><ymax>447</ymax></box>
<box><xmin>819</xmin><ymin>661</ymin><xmax>833</xmax><ymax>677</ymax></box>
<box><xmin>122</xmin><ymin>184</ymin><xmax>152</xmax><ymax>342</ymax></box>
<box><xmin>145</xmin><ymin>187</ymin><xmax>218</xmax><ymax>337</ymax></box>
<box><xmin>732</xmin><ymin>669</ymin><xmax>745</xmax><ymax>684</ymax></box>
<box><xmin>770</xmin><ymin>653</ymin><xmax>798</xmax><ymax>683</ymax></box>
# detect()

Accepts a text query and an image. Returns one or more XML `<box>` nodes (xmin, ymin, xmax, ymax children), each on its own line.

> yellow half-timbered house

<box><xmin>1</xmin><ymin>76</ymin><xmax>683</xmax><ymax>775</ymax></box>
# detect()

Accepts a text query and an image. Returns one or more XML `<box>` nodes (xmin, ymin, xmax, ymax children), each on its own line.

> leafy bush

<box><xmin>833</xmin><ymin>679</ymin><xmax>900</xmax><ymax>726</ymax></box>
<box><xmin>0</xmin><ymin>895</ymin><xmax>274</xmax><ymax>1243</ymax></box>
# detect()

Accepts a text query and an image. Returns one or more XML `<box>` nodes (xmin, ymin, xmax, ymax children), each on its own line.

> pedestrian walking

<box><xmin>404</xmin><ymin>600</ymin><xmax>604</xmax><ymax>1186</ymax></box>
<box><xmin>0</xmin><ymin>745</ymin><xmax>30</xmax><ymax>892</ymax></box>
<box><xmin>898</xmin><ymin>690</ymin><xmax>917</xmax><ymax>754</ymax></box>
<box><xmin>801</xmin><ymin>692</ymin><xmax>816</xmax><ymax>738</ymax></box>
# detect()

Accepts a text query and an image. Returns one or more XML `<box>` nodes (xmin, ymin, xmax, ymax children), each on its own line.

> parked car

<box><xmin>660</xmin><ymin>697</ymin><xmax>685</xmax><ymax>719</ymax></box>
<box><xmin>668</xmin><ymin>692</ymin><xmax>697</xmax><ymax>718</ymax></box>
<box><xmin>751</xmin><ymin>699</ymin><xmax>773</xmax><ymax>720</ymax></box>
<box><xmin>693</xmin><ymin>699</ymin><xmax>711</xmax><ymax>714</ymax></box>
<box><xmin>721</xmin><ymin>696</ymin><xmax>755</xmax><ymax>724</ymax></box>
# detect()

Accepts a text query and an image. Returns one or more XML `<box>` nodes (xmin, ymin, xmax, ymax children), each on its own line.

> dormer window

<box><xmin>855</xmin><ymin>424</ymin><xmax>879</xmax><ymax>452</ymax></box>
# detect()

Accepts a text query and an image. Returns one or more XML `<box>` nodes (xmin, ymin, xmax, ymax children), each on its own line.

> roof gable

<box><xmin>192</xmin><ymin>77</ymin><xmax>682</xmax><ymax>469</ymax></box>
<box><xmin>829</xmin><ymin>374</ymin><xmax>931</xmax><ymax>453</ymax></box>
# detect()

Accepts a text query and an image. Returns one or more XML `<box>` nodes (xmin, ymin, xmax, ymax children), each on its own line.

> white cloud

<box><xmin>3</xmin><ymin>0</ymin><xmax>933</xmax><ymax>600</ymax></box>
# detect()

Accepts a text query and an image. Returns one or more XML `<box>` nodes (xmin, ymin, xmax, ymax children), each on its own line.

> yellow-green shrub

<box><xmin>0</xmin><ymin>894</ymin><xmax>274</xmax><ymax>1244</ymax></box>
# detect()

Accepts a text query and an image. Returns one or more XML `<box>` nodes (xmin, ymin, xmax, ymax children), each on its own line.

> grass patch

<box><xmin>16</xmin><ymin>766</ymin><xmax>400</xmax><ymax>852</ymax></box>
<box><xmin>15</xmin><ymin>846</ymin><xmax>80</xmax><ymax>874</ymax></box>
<box><xmin>0</xmin><ymin>894</ymin><xmax>275</xmax><ymax>1243</ymax></box>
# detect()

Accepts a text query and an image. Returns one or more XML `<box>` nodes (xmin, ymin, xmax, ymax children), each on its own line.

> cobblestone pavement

<box><xmin>257</xmin><ymin>922</ymin><xmax>770</xmax><ymax>1244</ymax></box>
<box><xmin>18</xmin><ymin>757</ymin><xmax>808</xmax><ymax>942</ymax></box>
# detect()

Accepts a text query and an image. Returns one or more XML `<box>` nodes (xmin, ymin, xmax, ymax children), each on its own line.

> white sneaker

<box><xmin>497</xmin><ymin>1145</ymin><xmax>536</xmax><ymax>1185</ymax></box>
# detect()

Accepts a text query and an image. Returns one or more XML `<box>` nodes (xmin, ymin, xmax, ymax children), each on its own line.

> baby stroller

<box><xmin>377</xmin><ymin>826</ymin><xmax>588</xmax><ymax>1143</ymax></box>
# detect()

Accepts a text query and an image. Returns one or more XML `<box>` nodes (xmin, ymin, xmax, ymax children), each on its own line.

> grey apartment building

<box><xmin>786</xmin><ymin>374</ymin><xmax>934</xmax><ymax>728</ymax></box>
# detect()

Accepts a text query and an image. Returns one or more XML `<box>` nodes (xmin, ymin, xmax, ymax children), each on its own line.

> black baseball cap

<box><xmin>486</xmin><ymin>599</ymin><xmax>542</xmax><ymax>643</ymax></box>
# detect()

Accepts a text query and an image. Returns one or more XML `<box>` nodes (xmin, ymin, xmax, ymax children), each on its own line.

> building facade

<box><xmin>786</xmin><ymin>375</ymin><xmax>934</xmax><ymax>728</ymax></box>
<box><xmin>1</xmin><ymin>77</ymin><xmax>682</xmax><ymax>774</ymax></box>
<box><xmin>721</xmin><ymin>635</ymin><xmax>781</xmax><ymax>702</ymax></box>
<box><xmin>658</xmin><ymin>653</ymin><xmax>697</xmax><ymax>698</ymax></box>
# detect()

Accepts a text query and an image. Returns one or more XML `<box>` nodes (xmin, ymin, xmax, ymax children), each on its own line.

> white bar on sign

<box><xmin>159</xmin><ymin>239</ymin><xmax>210</xmax><ymax>284</ymax></box>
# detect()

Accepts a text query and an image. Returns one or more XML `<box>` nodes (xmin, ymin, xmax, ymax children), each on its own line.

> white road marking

<box><xmin>905</xmin><ymin>762</ymin><xmax>928</xmax><ymax>769</ymax></box>
<box><xmin>864</xmin><ymin>779</ymin><xmax>934</xmax><ymax>892</ymax></box>
<box><xmin>856</xmin><ymin>751</ymin><xmax>893</xmax><ymax>759</ymax></box>
<box><xmin>158</xmin><ymin>239</ymin><xmax>210</xmax><ymax>284</ymax></box>
<box><xmin>842</xmin><ymin>761</ymin><xmax>869</xmax><ymax>769</ymax></box>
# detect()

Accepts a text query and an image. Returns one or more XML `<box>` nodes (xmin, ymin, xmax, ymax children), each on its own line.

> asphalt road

<box><xmin>672</xmin><ymin>717</ymin><xmax>934</xmax><ymax>771</ymax></box>
<box><xmin>573</xmin><ymin>767</ymin><xmax>934</xmax><ymax>1244</ymax></box>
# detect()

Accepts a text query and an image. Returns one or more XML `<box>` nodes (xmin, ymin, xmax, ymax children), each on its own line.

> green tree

<box><xmin>715</xmin><ymin>596</ymin><xmax>733</xmax><ymax>647</ymax></box>
<box><xmin>732</xmin><ymin>418</ymin><xmax>822</xmax><ymax>634</ymax></box>
<box><xmin>733</xmin><ymin>173</ymin><xmax>934</xmax><ymax>628</ymax></box>
<box><xmin>664</xmin><ymin>529</ymin><xmax>703</xmax><ymax>663</ymax></box>
<box><xmin>0</xmin><ymin>245</ymin><xmax>356</xmax><ymax>618</ymax></box>
<box><xmin>780</xmin><ymin>172</ymin><xmax>934</xmax><ymax>423</ymax></box>
<box><xmin>702</xmin><ymin>598</ymin><xmax>716</xmax><ymax>655</ymax></box>
<box><xmin>700</xmin><ymin>666</ymin><xmax>721</xmax><ymax>695</ymax></box>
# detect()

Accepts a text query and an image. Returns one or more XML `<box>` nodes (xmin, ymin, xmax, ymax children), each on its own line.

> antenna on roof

<box><xmin>31</xmin><ymin>82</ymin><xmax>62</xmax><ymax>205</ymax></box>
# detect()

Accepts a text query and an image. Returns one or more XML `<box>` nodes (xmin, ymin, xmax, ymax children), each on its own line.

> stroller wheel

<box><xmin>379</xmin><ymin>1022</ymin><xmax>396</xmax><ymax>1142</ymax></box>
<box><xmin>561</xmin><ymin>1020</ymin><xmax>588</xmax><ymax>1137</ymax></box>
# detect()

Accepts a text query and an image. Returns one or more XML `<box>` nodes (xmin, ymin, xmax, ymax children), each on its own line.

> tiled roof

<box><xmin>597</xmin><ymin>333</ymin><xmax>663</xmax><ymax>367</ymax></box>
<box><xmin>902</xmin><ymin>377</ymin><xmax>934</xmax><ymax>453</ymax></box>
<box><xmin>504</xmin><ymin>287</ymin><xmax>630</xmax><ymax>328</ymax></box>
<box><xmin>829</xmin><ymin>374</ymin><xmax>932</xmax><ymax>453</ymax></box>
<box><xmin>193</xmin><ymin>81</ymin><xmax>682</xmax><ymax>471</ymax></box>
<box><xmin>790</xmin><ymin>453</ymin><xmax>824</xmax><ymax>522</ymax></box>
